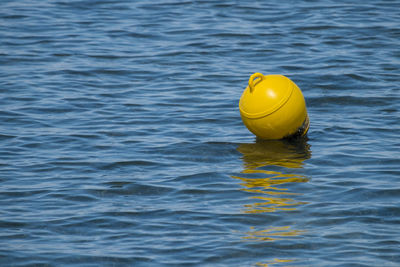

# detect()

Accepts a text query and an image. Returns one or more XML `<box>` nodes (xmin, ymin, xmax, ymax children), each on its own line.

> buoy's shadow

<box><xmin>239</xmin><ymin>136</ymin><xmax>311</xmax><ymax>169</ymax></box>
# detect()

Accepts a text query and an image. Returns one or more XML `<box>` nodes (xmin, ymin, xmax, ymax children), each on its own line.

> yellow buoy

<box><xmin>239</xmin><ymin>72</ymin><xmax>309</xmax><ymax>140</ymax></box>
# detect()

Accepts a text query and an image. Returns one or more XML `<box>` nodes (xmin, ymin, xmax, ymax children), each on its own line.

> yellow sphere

<box><xmin>239</xmin><ymin>73</ymin><xmax>309</xmax><ymax>140</ymax></box>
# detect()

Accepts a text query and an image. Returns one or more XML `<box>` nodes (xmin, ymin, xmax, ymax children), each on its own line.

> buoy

<box><xmin>239</xmin><ymin>73</ymin><xmax>309</xmax><ymax>140</ymax></box>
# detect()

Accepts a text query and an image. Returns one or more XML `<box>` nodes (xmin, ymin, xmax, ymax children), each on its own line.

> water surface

<box><xmin>1</xmin><ymin>0</ymin><xmax>400</xmax><ymax>266</ymax></box>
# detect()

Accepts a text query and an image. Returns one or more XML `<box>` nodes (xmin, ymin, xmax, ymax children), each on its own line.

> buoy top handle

<box><xmin>248</xmin><ymin>72</ymin><xmax>264</xmax><ymax>93</ymax></box>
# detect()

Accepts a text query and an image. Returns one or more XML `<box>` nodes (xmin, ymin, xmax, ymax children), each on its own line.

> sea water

<box><xmin>1</xmin><ymin>0</ymin><xmax>399</xmax><ymax>266</ymax></box>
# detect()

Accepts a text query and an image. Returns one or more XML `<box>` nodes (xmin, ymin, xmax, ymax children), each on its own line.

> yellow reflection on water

<box><xmin>234</xmin><ymin>138</ymin><xmax>311</xmax><ymax>265</ymax></box>
<box><xmin>243</xmin><ymin>226</ymin><xmax>306</xmax><ymax>242</ymax></box>
<box><xmin>237</xmin><ymin>139</ymin><xmax>311</xmax><ymax>170</ymax></box>
<box><xmin>232</xmin><ymin>170</ymin><xmax>309</xmax><ymax>213</ymax></box>
<box><xmin>255</xmin><ymin>258</ymin><xmax>295</xmax><ymax>267</ymax></box>
<box><xmin>234</xmin><ymin>139</ymin><xmax>311</xmax><ymax>214</ymax></box>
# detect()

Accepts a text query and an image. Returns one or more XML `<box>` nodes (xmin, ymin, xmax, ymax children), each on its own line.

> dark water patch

<box><xmin>101</xmin><ymin>160</ymin><xmax>163</xmax><ymax>169</ymax></box>
<box><xmin>87</xmin><ymin>183</ymin><xmax>174</xmax><ymax>197</ymax></box>
<box><xmin>0</xmin><ymin>133</ymin><xmax>16</xmax><ymax>140</ymax></box>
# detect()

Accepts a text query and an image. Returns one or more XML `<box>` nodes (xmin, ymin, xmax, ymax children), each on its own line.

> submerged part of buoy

<box><xmin>239</xmin><ymin>73</ymin><xmax>309</xmax><ymax>140</ymax></box>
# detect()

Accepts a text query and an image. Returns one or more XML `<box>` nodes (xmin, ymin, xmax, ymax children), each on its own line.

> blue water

<box><xmin>1</xmin><ymin>0</ymin><xmax>400</xmax><ymax>266</ymax></box>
